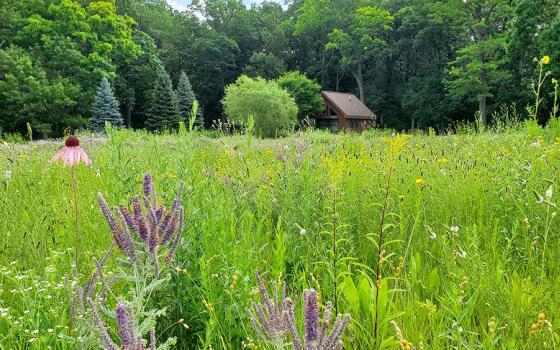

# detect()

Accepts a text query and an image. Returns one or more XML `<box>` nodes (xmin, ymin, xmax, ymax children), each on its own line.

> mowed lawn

<box><xmin>1</xmin><ymin>129</ymin><xmax>559</xmax><ymax>349</ymax></box>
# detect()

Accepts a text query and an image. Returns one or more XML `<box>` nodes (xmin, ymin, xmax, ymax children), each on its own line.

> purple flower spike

<box><xmin>132</xmin><ymin>195</ymin><xmax>142</xmax><ymax>220</ymax></box>
<box><xmin>143</xmin><ymin>173</ymin><xmax>154</xmax><ymax>199</ymax></box>
<box><xmin>98</xmin><ymin>194</ymin><xmax>136</xmax><ymax>262</ymax></box>
<box><xmin>148</xmin><ymin>226</ymin><xmax>159</xmax><ymax>254</ymax></box>
<box><xmin>115</xmin><ymin>303</ymin><xmax>134</xmax><ymax>346</ymax></box>
<box><xmin>303</xmin><ymin>289</ymin><xmax>319</xmax><ymax>348</ymax></box>
<box><xmin>137</xmin><ymin>217</ymin><xmax>149</xmax><ymax>242</ymax></box>
<box><xmin>161</xmin><ymin>209</ymin><xmax>180</xmax><ymax>245</ymax></box>
<box><xmin>119</xmin><ymin>205</ymin><xmax>137</xmax><ymax>233</ymax></box>
<box><xmin>88</xmin><ymin>298</ymin><xmax>119</xmax><ymax>350</ymax></box>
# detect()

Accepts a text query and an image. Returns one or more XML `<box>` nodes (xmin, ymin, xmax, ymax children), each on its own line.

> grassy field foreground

<box><xmin>1</xmin><ymin>128</ymin><xmax>560</xmax><ymax>349</ymax></box>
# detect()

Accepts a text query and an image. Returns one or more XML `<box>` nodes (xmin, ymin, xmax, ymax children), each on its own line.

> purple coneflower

<box><xmin>52</xmin><ymin>135</ymin><xmax>92</xmax><ymax>167</ymax></box>
<box><xmin>52</xmin><ymin>135</ymin><xmax>91</xmax><ymax>274</ymax></box>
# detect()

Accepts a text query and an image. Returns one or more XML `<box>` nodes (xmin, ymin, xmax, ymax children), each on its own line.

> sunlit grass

<box><xmin>1</xmin><ymin>127</ymin><xmax>559</xmax><ymax>349</ymax></box>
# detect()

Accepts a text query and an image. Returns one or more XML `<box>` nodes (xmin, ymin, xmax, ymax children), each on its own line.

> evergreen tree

<box><xmin>90</xmin><ymin>77</ymin><xmax>123</xmax><ymax>132</ymax></box>
<box><xmin>176</xmin><ymin>71</ymin><xmax>205</xmax><ymax>129</ymax></box>
<box><xmin>176</xmin><ymin>71</ymin><xmax>196</xmax><ymax>121</ymax></box>
<box><xmin>146</xmin><ymin>67</ymin><xmax>180</xmax><ymax>131</ymax></box>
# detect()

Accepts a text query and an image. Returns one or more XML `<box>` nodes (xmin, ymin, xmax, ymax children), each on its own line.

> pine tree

<box><xmin>90</xmin><ymin>77</ymin><xmax>123</xmax><ymax>131</ymax></box>
<box><xmin>176</xmin><ymin>72</ymin><xmax>195</xmax><ymax>120</ymax></box>
<box><xmin>146</xmin><ymin>67</ymin><xmax>180</xmax><ymax>132</ymax></box>
<box><xmin>176</xmin><ymin>71</ymin><xmax>204</xmax><ymax>129</ymax></box>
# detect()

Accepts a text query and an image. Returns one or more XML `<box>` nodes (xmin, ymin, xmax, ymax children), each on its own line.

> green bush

<box><xmin>277</xmin><ymin>71</ymin><xmax>324</xmax><ymax>122</ymax></box>
<box><xmin>223</xmin><ymin>75</ymin><xmax>298</xmax><ymax>137</ymax></box>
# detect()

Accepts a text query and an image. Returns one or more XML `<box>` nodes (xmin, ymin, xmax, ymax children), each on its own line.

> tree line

<box><xmin>1</xmin><ymin>0</ymin><xmax>559</xmax><ymax>137</ymax></box>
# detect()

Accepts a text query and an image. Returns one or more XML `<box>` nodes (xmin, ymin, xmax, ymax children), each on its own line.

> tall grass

<box><xmin>1</xmin><ymin>124</ymin><xmax>560</xmax><ymax>348</ymax></box>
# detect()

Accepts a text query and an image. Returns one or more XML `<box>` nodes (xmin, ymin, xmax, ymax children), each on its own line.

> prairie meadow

<box><xmin>1</xmin><ymin>123</ymin><xmax>559</xmax><ymax>349</ymax></box>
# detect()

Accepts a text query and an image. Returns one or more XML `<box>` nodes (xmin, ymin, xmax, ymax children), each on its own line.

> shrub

<box><xmin>277</xmin><ymin>72</ymin><xmax>324</xmax><ymax>122</ymax></box>
<box><xmin>223</xmin><ymin>75</ymin><xmax>298</xmax><ymax>138</ymax></box>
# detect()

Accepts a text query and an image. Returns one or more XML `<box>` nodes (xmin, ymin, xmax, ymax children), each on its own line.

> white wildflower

<box><xmin>545</xmin><ymin>186</ymin><xmax>553</xmax><ymax>199</ymax></box>
<box><xmin>426</xmin><ymin>226</ymin><xmax>437</xmax><ymax>239</ymax></box>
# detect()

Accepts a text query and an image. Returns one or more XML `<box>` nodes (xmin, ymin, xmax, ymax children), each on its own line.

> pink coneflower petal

<box><xmin>78</xmin><ymin>147</ymin><xmax>92</xmax><ymax>166</ymax></box>
<box><xmin>52</xmin><ymin>148</ymin><xmax>65</xmax><ymax>162</ymax></box>
<box><xmin>52</xmin><ymin>136</ymin><xmax>92</xmax><ymax>167</ymax></box>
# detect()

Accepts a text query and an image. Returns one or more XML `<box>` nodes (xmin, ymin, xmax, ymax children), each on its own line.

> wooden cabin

<box><xmin>314</xmin><ymin>91</ymin><xmax>376</xmax><ymax>132</ymax></box>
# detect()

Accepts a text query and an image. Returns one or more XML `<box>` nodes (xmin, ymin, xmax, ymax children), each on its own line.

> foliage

<box><xmin>0</xmin><ymin>45</ymin><xmax>78</xmax><ymax>137</ymax></box>
<box><xmin>90</xmin><ymin>77</ymin><xmax>124</xmax><ymax>132</ymax></box>
<box><xmin>2</xmin><ymin>128</ymin><xmax>560</xmax><ymax>348</ymax></box>
<box><xmin>243</xmin><ymin>52</ymin><xmax>287</xmax><ymax>80</ymax></box>
<box><xmin>1</xmin><ymin>0</ymin><xmax>140</xmax><ymax>133</ymax></box>
<box><xmin>223</xmin><ymin>75</ymin><xmax>298</xmax><ymax>137</ymax></box>
<box><xmin>67</xmin><ymin>173</ymin><xmax>184</xmax><ymax>349</ymax></box>
<box><xmin>146</xmin><ymin>67</ymin><xmax>181</xmax><ymax>132</ymax></box>
<box><xmin>176</xmin><ymin>71</ymin><xmax>197</xmax><ymax>123</ymax></box>
<box><xmin>326</xmin><ymin>5</ymin><xmax>393</xmax><ymax>102</ymax></box>
<box><xmin>277</xmin><ymin>71</ymin><xmax>324</xmax><ymax>122</ymax></box>
<box><xmin>2</xmin><ymin>0</ymin><xmax>560</xmax><ymax>134</ymax></box>
<box><xmin>446</xmin><ymin>0</ymin><xmax>513</xmax><ymax>124</ymax></box>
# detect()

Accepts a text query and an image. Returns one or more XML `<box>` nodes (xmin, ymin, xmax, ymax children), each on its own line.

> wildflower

<box><xmin>415</xmin><ymin>178</ymin><xmax>425</xmax><ymax>186</ymax></box>
<box><xmin>541</xmin><ymin>55</ymin><xmax>551</xmax><ymax>65</ymax></box>
<box><xmin>545</xmin><ymin>186</ymin><xmax>553</xmax><ymax>199</ymax></box>
<box><xmin>449</xmin><ymin>225</ymin><xmax>460</xmax><ymax>235</ymax></box>
<box><xmin>454</xmin><ymin>248</ymin><xmax>467</xmax><ymax>259</ymax></box>
<box><xmin>98</xmin><ymin>193</ymin><xmax>136</xmax><ymax>262</ymax></box>
<box><xmin>250</xmin><ymin>273</ymin><xmax>351</xmax><ymax>349</ymax></box>
<box><xmin>249</xmin><ymin>272</ymin><xmax>288</xmax><ymax>341</ymax></box>
<box><xmin>4</xmin><ymin>170</ymin><xmax>11</xmax><ymax>180</ymax></box>
<box><xmin>425</xmin><ymin>226</ymin><xmax>437</xmax><ymax>240</ymax></box>
<box><xmin>88</xmin><ymin>299</ymin><xmax>118</xmax><ymax>350</ymax></box>
<box><xmin>115</xmin><ymin>304</ymin><xmax>134</xmax><ymax>346</ymax></box>
<box><xmin>304</xmin><ymin>289</ymin><xmax>320</xmax><ymax>345</ymax></box>
<box><xmin>52</xmin><ymin>135</ymin><xmax>91</xmax><ymax>167</ymax></box>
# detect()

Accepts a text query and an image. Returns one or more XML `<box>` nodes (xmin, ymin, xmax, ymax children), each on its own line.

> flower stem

<box><xmin>71</xmin><ymin>166</ymin><xmax>80</xmax><ymax>274</ymax></box>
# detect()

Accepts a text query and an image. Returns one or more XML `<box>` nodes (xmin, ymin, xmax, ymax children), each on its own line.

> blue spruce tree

<box><xmin>176</xmin><ymin>71</ymin><xmax>204</xmax><ymax>129</ymax></box>
<box><xmin>90</xmin><ymin>77</ymin><xmax>123</xmax><ymax>132</ymax></box>
<box><xmin>146</xmin><ymin>67</ymin><xmax>180</xmax><ymax>131</ymax></box>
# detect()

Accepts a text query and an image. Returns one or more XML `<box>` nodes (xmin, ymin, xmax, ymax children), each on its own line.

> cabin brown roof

<box><xmin>321</xmin><ymin>91</ymin><xmax>375</xmax><ymax>120</ymax></box>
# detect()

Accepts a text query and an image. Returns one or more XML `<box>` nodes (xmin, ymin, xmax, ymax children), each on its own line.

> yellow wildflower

<box><xmin>542</xmin><ymin>55</ymin><xmax>551</xmax><ymax>65</ymax></box>
<box><xmin>415</xmin><ymin>178</ymin><xmax>425</xmax><ymax>186</ymax></box>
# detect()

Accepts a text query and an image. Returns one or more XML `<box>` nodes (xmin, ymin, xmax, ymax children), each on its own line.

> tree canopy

<box><xmin>1</xmin><ymin>0</ymin><xmax>559</xmax><ymax>136</ymax></box>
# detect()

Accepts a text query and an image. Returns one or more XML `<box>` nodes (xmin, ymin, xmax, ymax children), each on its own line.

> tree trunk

<box><xmin>479</xmin><ymin>96</ymin><xmax>487</xmax><ymax>125</ymax></box>
<box><xmin>351</xmin><ymin>64</ymin><xmax>365</xmax><ymax>102</ymax></box>
<box><xmin>127</xmin><ymin>104</ymin><xmax>132</xmax><ymax>128</ymax></box>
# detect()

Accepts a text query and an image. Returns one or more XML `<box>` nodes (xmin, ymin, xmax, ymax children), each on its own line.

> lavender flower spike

<box><xmin>144</xmin><ymin>173</ymin><xmax>157</xmax><ymax>207</ymax></box>
<box><xmin>303</xmin><ymin>289</ymin><xmax>319</xmax><ymax>349</ymax></box>
<box><xmin>119</xmin><ymin>205</ymin><xmax>137</xmax><ymax>233</ymax></box>
<box><xmin>250</xmin><ymin>272</ymin><xmax>288</xmax><ymax>342</ymax></box>
<box><xmin>97</xmin><ymin>193</ymin><xmax>136</xmax><ymax>262</ymax></box>
<box><xmin>88</xmin><ymin>298</ymin><xmax>119</xmax><ymax>350</ymax></box>
<box><xmin>116</xmin><ymin>303</ymin><xmax>134</xmax><ymax>346</ymax></box>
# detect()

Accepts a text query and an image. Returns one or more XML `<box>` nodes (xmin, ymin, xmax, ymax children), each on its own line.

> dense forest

<box><xmin>1</xmin><ymin>0</ymin><xmax>559</xmax><ymax>137</ymax></box>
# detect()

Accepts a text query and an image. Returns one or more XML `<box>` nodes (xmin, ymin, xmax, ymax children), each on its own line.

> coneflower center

<box><xmin>65</xmin><ymin>135</ymin><xmax>80</xmax><ymax>147</ymax></box>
